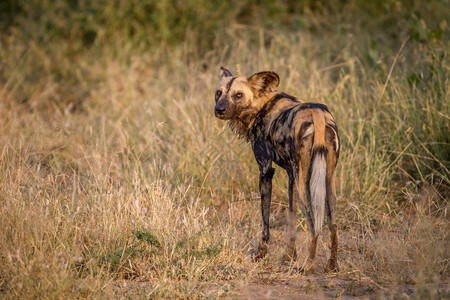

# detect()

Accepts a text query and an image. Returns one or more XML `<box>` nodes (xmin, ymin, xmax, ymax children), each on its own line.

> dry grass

<box><xmin>0</xmin><ymin>1</ymin><xmax>449</xmax><ymax>298</ymax></box>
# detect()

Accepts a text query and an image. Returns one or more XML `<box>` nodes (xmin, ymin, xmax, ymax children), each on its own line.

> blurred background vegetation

<box><xmin>0</xmin><ymin>0</ymin><xmax>448</xmax><ymax>298</ymax></box>
<box><xmin>1</xmin><ymin>0</ymin><xmax>448</xmax><ymax>190</ymax></box>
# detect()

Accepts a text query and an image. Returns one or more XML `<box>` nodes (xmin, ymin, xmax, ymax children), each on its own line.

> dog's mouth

<box><xmin>215</xmin><ymin>114</ymin><xmax>228</xmax><ymax>120</ymax></box>
<box><xmin>215</xmin><ymin>110</ymin><xmax>229</xmax><ymax>119</ymax></box>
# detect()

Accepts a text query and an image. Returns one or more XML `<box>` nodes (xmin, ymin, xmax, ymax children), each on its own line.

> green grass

<box><xmin>0</xmin><ymin>0</ymin><xmax>449</xmax><ymax>298</ymax></box>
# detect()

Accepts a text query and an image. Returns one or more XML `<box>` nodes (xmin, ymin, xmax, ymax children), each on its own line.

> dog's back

<box><xmin>249</xmin><ymin>93</ymin><xmax>339</xmax><ymax>174</ymax></box>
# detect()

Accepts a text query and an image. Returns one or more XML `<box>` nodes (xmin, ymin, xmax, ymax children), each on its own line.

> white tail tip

<box><xmin>310</xmin><ymin>150</ymin><xmax>327</xmax><ymax>236</ymax></box>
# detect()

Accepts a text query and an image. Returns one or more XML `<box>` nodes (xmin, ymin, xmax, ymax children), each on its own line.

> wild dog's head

<box><xmin>214</xmin><ymin>67</ymin><xmax>279</xmax><ymax>127</ymax></box>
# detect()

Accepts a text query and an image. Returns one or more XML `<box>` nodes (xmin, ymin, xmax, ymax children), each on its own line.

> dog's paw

<box><xmin>281</xmin><ymin>248</ymin><xmax>298</xmax><ymax>264</ymax></box>
<box><xmin>299</xmin><ymin>260</ymin><xmax>315</xmax><ymax>275</ymax></box>
<box><xmin>252</xmin><ymin>243</ymin><xmax>268</xmax><ymax>262</ymax></box>
<box><xmin>325</xmin><ymin>259</ymin><xmax>339</xmax><ymax>273</ymax></box>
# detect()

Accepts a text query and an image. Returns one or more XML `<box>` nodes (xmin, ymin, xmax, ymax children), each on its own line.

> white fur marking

<box><xmin>302</xmin><ymin>125</ymin><xmax>314</xmax><ymax>139</ymax></box>
<box><xmin>310</xmin><ymin>152</ymin><xmax>327</xmax><ymax>236</ymax></box>
<box><xmin>330</xmin><ymin>126</ymin><xmax>339</xmax><ymax>152</ymax></box>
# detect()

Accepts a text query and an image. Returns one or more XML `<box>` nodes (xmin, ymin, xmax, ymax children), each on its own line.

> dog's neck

<box><xmin>227</xmin><ymin>91</ymin><xmax>280</xmax><ymax>140</ymax></box>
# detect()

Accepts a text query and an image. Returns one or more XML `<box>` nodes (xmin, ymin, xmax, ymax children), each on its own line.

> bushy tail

<box><xmin>309</xmin><ymin>111</ymin><xmax>328</xmax><ymax>236</ymax></box>
<box><xmin>309</xmin><ymin>147</ymin><xmax>327</xmax><ymax>236</ymax></box>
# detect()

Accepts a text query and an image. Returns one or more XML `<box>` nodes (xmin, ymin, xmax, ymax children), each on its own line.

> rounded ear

<box><xmin>247</xmin><ymin>71</ymin><xmax>280</xmax><ymax>95</ymax></box>
<box><xmin>219</xmin><ymin>67</ymin><xmax>233</xmax><ymax>79</ymax></box>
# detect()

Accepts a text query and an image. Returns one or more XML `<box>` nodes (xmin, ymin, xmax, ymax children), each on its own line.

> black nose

<box><xmin>215</xmin><ymin>107</ymin><xmax>225</xmax><ymax>115</ymax></box>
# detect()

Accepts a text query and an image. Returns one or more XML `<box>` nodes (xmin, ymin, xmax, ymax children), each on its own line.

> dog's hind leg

<box><xmin>295</xmin><ymin>168</ymin><xmax>317</xmax><ymax>274</ymax></box>
<box><xmin>325</xmin><ymin>157</ymin><xmax>339</xmax><ymax>272</ymax></box>
<box><xmin>284</xmin><ymin>172</ymin><xmax>298</xmax><ymax>262</ymax></box>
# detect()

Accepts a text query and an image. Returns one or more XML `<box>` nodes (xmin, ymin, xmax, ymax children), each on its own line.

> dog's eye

<box><xmin>235</xmin><ymin>93</ymin><xmax>243</xmax><ymax>99</ymax></box>
<box><xmin>216</xmin><ymin>90</ymin><xmax>222</xmax><ymax>97</ymax></box>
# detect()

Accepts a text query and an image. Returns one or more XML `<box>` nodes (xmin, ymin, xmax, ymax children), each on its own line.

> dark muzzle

<box><xmin>214</xmin><ymin>105</ymin><xmax>226</xmax><ymax>116</ymax></box>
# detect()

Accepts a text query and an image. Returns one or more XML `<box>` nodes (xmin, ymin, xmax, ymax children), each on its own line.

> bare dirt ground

<box><xmin>228</xmin><ymin>278</ymin><xmax>449</xmax><ymax>299</ymax></box>
<box><xmin>111</xmin><ymin>275</ymin><xmax>449</xmax><ymax>299</ymax></box>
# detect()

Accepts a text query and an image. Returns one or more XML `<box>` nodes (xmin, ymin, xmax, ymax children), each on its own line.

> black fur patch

<box><xmin>271</xmin><ymin>92</ymin><xmax>298</xmax><ymax>102</ymax></box>
<box><xmin>273</xmin><ymin>105</ymin><xmax>298</xmax><ymax>127</ymax></box>
<box><xmin>253</xmin><ymin>93</ymin><xmax>298</xmax><ymax>133</ymax></box>
<box><xmin>298</xmin><ymin>102</ymin><xmax>330</xmax><ymax>113</ymax></box>
<box><xmin>251</xmin><ymin>95</ymin><xmax>282</xmax><ymax>136</ymax></box>
<box><xmin>226</xmin><ymin>76</ymin><xmax>237</xmax><ymax>92</ymax></box>
<box><xmin>262</xmin><ymin>167</ymin><xmax>275</xmax><ymax>179</ymax></box>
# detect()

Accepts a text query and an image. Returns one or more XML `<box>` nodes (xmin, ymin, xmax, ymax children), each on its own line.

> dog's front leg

<box><xmin>254</xmin><ymin>165</ymin><xmax>275</xmax><ymax>261</ymax></box>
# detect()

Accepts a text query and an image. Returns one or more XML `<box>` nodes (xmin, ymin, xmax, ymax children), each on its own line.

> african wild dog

<box><xmin>214</xmin><ymin>67</ymin><xmax>340</xmax><ymax>273</ymax></box>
